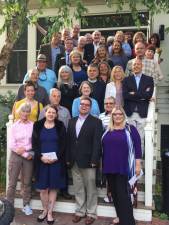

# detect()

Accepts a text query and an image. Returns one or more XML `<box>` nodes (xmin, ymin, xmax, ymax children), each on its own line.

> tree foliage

<box><xmin>0</xmin><ymin>0</ymin><xmax>169</xmax><ymax>80</ymax></box>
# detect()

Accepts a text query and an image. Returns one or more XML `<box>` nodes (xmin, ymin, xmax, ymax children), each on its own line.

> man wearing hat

<box><xmin>23</xmin><ymin>54</ymin><xmax>57</xmax><ymax>95</ymax></box>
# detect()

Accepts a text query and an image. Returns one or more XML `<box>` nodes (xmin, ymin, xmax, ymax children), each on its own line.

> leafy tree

<box><xmin>0</xmin><ymin>0</ymin><xmax>87</xmax><ymax>80</ymax></box>
<box><xmin>0</xmin><ymin>0</ymin><xmax>169</xmax><ymax>81</ymax></box>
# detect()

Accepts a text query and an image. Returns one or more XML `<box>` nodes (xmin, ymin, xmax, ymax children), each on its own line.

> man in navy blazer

<box><xmin>122</xmin><ymin>58</ymin><xmax>154</xmax><ymax>153</ymax></box>
<box><xmin>39</xmin><ymin>32</ymin><xmax>65</xmax><ymax>75</ymax></box>
<box><xmin>84</xmin><ymin>30</ymin><xmax>101</xmax><ymax>65</ymax></box>
<box><xmin>66</xmin><ymin>96</ymin><xmax>103</xmax><ymax>224</ymax></box>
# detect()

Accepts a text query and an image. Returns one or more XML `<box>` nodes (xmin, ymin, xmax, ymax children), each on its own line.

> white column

<box><xmin>27</xmin><ymin>24</ymin><xmax>37</xmax><ymax>69</ymax></box>
<box><xmin>6</xmin><ymin>114</ymin><xmax>14</xmax><ymax>192</ymax></box>
<box><xmin>144</xmin><ymin>98</ymin><xmax>156</xmax><ymax>207</ymax></box>
<box><xmin>144</xmin><ymin>121</ymin><xmax>154</xmax><ymax>207</ymax></box>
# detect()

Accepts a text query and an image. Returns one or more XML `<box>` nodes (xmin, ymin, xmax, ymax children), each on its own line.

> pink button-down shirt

<box><xmin>9</xmin><ymin>120</ymin><xmax>33</xmax><ymax>158</ymax></box>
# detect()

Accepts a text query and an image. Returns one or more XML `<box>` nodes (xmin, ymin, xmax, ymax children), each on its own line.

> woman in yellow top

<box><xmin>13</xmin><ymin>81</ymin><xmax>43</xmax><ymax>122</ymax></box>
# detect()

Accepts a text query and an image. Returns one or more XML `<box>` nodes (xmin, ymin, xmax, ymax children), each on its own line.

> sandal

<box><xmin>37</xmin><ymin>211</ymin><xmax>47</xmax><ymax>222</ymax></box>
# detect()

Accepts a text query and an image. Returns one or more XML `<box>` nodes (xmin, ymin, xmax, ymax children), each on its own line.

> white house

<box><xmin>1</xmin><ymin>0</ymin><xmax>169</xmax><ymax>221</ymax></box>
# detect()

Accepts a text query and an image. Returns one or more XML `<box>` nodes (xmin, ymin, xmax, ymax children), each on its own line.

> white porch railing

<box><xmin>5</xmin><ymin>93</ymin><xmax>157</xmax><ymax>220</ymax></box>
<box><xmin>144</xmin><ymin>88</ymin><xmax>156</xmax><ymax>207</ymax></box>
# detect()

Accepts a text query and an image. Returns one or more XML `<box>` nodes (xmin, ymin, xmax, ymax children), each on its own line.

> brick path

<box><xmin>11</xmin><ymin>210</ymin><xmax>169</xmax><ymax>225</ymax></box>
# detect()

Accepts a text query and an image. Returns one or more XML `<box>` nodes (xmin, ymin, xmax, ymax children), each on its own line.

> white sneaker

<box><xmin>103</xmin><ymin>196</ymin><xmax>113</xmax><ymax>203</ymax></box>
<box><xmin>22</xmin><ymin>204</ymin><xmax>33</xmax><ymax>215</ymax></box>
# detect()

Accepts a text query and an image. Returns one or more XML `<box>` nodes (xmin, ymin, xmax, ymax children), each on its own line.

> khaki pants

<box><xmin>7</xmin><ymin>151</ymin><xmax>33</xmax><ymax>206</ymax></box>
<box><xmin>127</xmin><ymin>112</ymin><xmax>146</xmax><ymax>155</ymax></box>
<box><xmin>71</xmin><ymin>163</ymin><xmax>97</xmax><ymax>219</ymax></box>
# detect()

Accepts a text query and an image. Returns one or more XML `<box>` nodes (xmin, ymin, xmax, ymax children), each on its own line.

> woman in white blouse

<box><xmin>105</xmin><ymin>65</ymin><xmax>125</xmax><ymax>106</ymax></box>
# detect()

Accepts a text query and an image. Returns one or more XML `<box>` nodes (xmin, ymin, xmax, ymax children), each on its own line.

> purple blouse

<box><xmin>102</xmin><ymin>125</ymin><xmax>142</xmax><ymax>175</ymax></box>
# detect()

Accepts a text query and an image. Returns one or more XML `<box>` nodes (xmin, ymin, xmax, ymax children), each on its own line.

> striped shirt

<box><xmin>99</xmin><ymin>112</ymin><xmax>111</xmax><ymax>130</ymax></box>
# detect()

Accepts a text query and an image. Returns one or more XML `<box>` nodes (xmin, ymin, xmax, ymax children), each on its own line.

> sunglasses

<box><xmin>104</xmin><ymin>102</ymin><xmax>115</xmax><ymax>105</ymax></box>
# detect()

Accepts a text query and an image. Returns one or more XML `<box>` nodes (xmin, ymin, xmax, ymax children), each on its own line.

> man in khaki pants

<box><xmin>66</xmin><ymin>96</ymin><xmax>103</xmax><ymax>225</ymax></box>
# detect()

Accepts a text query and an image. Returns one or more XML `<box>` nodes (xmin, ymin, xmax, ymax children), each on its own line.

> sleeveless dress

<box><xmin>35</xmin><ymin>126</ymin><xmax>66</xmax><ymax>190</ymax></box>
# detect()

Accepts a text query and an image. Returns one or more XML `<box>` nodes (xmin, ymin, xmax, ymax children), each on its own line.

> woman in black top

<box><xmin>57</xmin><ymin>65</ymin><xmax>79</xmax><ymax>114</ymax></box>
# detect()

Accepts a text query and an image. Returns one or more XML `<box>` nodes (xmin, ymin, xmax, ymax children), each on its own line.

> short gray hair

<box><xmin>49</xmin><ymin>88</ymin><xmax>61</xmax><ymax>96</ymax></box>
<box><xmin>18</xmin><ymin>103</ymin><xmax>31</xmax><ymax>114</ymax></box>
<box><xmin>28</xmin><ymin>68</ymin><xmax>39</xmax><ymax>78</ymax></box>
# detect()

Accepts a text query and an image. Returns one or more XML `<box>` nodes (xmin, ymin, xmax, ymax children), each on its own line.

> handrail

<box><xmin>144</xmin><ymin>87</ymin><xmax>156</xmax><ymax>207</ymax></box>
<box><xmin>6</xmin><ymin>114</ymin><xmax>14</xmax><ymax>192</ymax></box>
<box><xmin>6</xmin><ymin>92</ymin><xmax>157</xmax><ymax>209</ymax></box>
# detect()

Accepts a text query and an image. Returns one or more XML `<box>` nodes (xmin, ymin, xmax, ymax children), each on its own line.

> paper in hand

<box><xmin>42</xmin><ymin>152</ymin><xmax>58</xmax><ymax>160</ymax></box>
<box><xmin>128</xmin><ymin>169</ymin><xmax>144</xmax><ymax>186</ymax></box>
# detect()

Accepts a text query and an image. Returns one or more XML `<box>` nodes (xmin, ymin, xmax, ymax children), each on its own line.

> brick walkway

<box><xmin>11</xmin><ymin>210</ymin><xmax>169</xmax><ymax>225</ymax></box>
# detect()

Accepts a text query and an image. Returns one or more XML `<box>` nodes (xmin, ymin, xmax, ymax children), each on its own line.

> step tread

<box><xmin>15</xmin><ymin>193</ymin><xmax>154</xmax><ymax>210</ymax></box>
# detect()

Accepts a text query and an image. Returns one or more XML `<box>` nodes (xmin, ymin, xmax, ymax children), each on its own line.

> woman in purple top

<box><xmin>102</xmin><ymin>106</ymin><xmax>142</xmax><ymax>225</ymax></box>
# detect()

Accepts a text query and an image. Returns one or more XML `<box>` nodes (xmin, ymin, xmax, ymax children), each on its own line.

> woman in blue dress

<box><xmin>32</xmin><ymin>104</ymin><xmax>66</xmax><ymax>224</ymax></box>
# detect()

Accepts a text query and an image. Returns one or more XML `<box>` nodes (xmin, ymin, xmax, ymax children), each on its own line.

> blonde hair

<box><xmin>110</xmin><ymin>65</ymin><xmax>125</xmax><ymax>82</ymax></box>
<box><xmin>108</xmin><ymin>105</ymin><xmax>127</xmax><ymax>131</ymax></box>
<box><xmin>17</xmin><ymin>102</ymin><xmax>31</xmax><ymax>114</ymax></box>
<box><xmin>70</xmin><ymin>50</ymin><xmax>82</xmax><ymax>62</ymax></box>
<box><xmin>133</xmin><ymin>31</ymin><xmax>146</xmax><ymax>45</ymax></box>
<box><xmin>28</xmin><ymin>68</ymin><xmax>39</xmax><ymax>78</ymax></box>
<box><xmin>114</xmin><ymin>31</ymin><xmax>124</xmax><ymax>42</ymax></box>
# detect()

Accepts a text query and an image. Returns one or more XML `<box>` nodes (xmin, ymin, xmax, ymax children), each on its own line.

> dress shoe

<box><xmin>72</xmin><ymin>215</ymin><xmax>83</xmax><ymax>223</ymax></box>
<box><xmin>47</xmin><ymin>219</ymin><xmax>54</xmax><ymax>224</ymax></box>
<box><xmin>85</xmin><ymin>216</ymin><xmax>95</xmax><ymax>225</ymax></box>
<box><xmin>60</xmin><ymin>191</ymin><xmax>72</xmax><ymax>199</ymax></box>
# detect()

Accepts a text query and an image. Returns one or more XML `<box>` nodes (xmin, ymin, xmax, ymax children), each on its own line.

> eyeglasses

<box><xmin>80</xmin><ymin>103</ymin><xmax>90</xmax><ymax>107</ymax></box>
<box><xmin>112</xmin><ymin>113</ymin><xmax>123</xmax><ymax>116</ymax></box>
<box><xmin>104</xmin><ymin>102</ymin><xmax>115</xmax><ymax>105</ymax></box>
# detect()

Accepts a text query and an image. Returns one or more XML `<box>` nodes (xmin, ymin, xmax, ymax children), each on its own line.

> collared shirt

<box><xmin>93</xmin><ymin>42</ymin><xmax>99</xmax><ymax>55</ymax></box>
<box><xmin>66</xmin><ymin>51</ymin><xmax>71</xmax><ymax>65</ymax></box>
<box><xmin>76</xmin><ymin>114</ymin><xmax>89</xmax><ymax>137</ymax></box>
<box><xmin>38</xmin><ymin>105</ymin><xmax>71</xmax><ymax>129</ymax></box>
<box><xmin>122</xmin><ymin>42</ymin><xmax>132</xmax><ymax>58</ymax></box>
<box><xmin>134</xmin><ymin>73</ymin><xmax>142</xmax><ymax>89</ymax></box>
<box><xmin>9</xmin><ymin>120</ymin><xmax>33</xmax><ymax>158</ymax></box>
<box><xmin>99</xmin><ymin>112</ymin><xmax>111</xmax><ymax>130</ymax></box>
<box><xmin>125</xmin><ymin>57</ymin><xmax>159</xmax><ymax>83</ymax></box>
<box><xmin>51</xmin><ymin>46</ymin><xmax>61</xmax><ymax>70</ymax></box>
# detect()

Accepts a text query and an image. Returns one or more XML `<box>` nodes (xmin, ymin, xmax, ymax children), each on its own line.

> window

<box><xmin>36</xmin><ymin>17</ymin><xmax>53</xmax><ymax>51</ymax></box>
<box><xmin>80</xmin><ymin>11</ymin><xmax>149</xmax><ymax>38</ymax></box>
<box><xmin>161</xmin><ymin>125</ymin><xmax>169</xmax><ymax>154</ymax></box>
<box><xmin>7</xmin><ymin>25</ymin><xmax>28</xmax><ymax>84</ymax></box>
<box><xmin>81</xmin><ymin>12</ymin><xmax>149</xmax><ymax>29</ymax></box>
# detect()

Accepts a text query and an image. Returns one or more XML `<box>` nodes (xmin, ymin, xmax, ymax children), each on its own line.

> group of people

<box><xmin>6</xmin><ymin>24</ymin><xmax>163</xmax><ymax>225</ymax></box>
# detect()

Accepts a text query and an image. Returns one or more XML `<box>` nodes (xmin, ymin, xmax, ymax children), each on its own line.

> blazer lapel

<box><xmin>72</xmin><ymin>117</ymin><xmax>78</xmax><ymax>139</ymax></box>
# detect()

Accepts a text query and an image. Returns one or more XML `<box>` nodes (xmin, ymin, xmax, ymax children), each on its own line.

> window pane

<box><xmin>36</xmin><ymin>17</ymin><xmax>53</xmax><ymax>50</ymax></box>
<box><xmin>7</xmin><ymin>51</ymin><xmax>27</xmax><ymax>84</ymax></box>
<box><xmin>81</xmin><ymin>12</ymin><xmax>149</xmax><ymax>29</ymax></box>
<box><xmin>13</xmin><ymin>25</ymin><xmax>28</xmax><ymax>50</ymax></box>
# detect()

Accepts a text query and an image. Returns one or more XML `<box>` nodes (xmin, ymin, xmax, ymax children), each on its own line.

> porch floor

<box><xmin>11</xmin><ymin>210</ymin><xmax>169</xmax><ymax>225</ymax></box>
